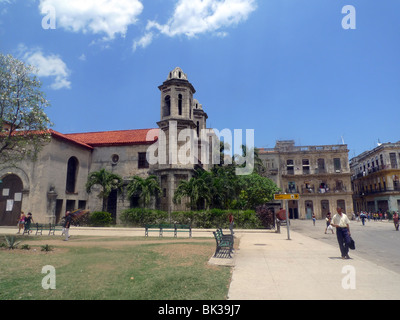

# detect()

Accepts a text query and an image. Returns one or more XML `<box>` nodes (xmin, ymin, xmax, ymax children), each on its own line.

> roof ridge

<box><xmin>64</xmin><ymin>128</ymin><xmax>158</xmax><ymax>135</ymax></box>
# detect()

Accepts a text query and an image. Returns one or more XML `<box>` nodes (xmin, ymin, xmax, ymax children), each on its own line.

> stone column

<box><xmin>47</xmin><ymin>188</ymin><xmax>58</xmax><ymax>224</ymax></box>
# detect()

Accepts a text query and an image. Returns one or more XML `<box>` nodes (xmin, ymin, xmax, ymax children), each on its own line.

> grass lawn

<box><xmin>0</xmin><ymin>235</ymin><xmax>232</xmax><ymax>300</ymax></box>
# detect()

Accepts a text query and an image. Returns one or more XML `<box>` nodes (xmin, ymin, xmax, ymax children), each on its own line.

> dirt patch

<box><xmin>151</xmin><ymin>243</ymin><xmax>215</xmax><ymax>267</ymax></box>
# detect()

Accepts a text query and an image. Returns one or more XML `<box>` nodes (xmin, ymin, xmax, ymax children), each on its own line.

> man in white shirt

<box><xmin>331</xmin><ymin>207</ymin><xmax>351</xmax><ymax>259</ymax></box>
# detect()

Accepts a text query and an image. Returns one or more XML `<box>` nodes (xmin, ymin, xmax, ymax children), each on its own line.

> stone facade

<box><xmin>0</xmin><ymin>67</ymin><xmax>210</xmax><ymax>225</ymax></box>
<box><xmin>350</xmin><ymin>141</ymin><xmax>400</xmax><ymax>214</ymax></box>
<box><xmin>259</xmin><ymin>140</ymin><xmax>354</xmax><ymax>219</ymax></box>
<box><xmin>0</xmin><ymin>132</ymin><xmax>92</xmax><ymax>225</ymax></box>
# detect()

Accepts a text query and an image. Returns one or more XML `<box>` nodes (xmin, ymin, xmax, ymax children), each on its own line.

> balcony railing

<box><xmin>357</xmin><ymin>186</ymin><xmax>400</xmax><ymax>196</ymax></box>
<box><xmin>353</xmin><ymin>164</ymin><xmax>400</xmax><ymax>180</ymax></box>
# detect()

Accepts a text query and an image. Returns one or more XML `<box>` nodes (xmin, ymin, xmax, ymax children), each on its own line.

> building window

<box><xmin>302</xmin><ymin>159</ymin><xmax>310</xmax><ymax>174</ymax></box>
<box><xmin>111</xmin><ymin>154</ymin><xmax>119</xmax><ymax>165</ymax></box>
<box><xmin>286</xmin><ymin>159</ymin><xmax>294</xmax><ymax>175</ymax></box>
<box><xmin>78</xmin><ymin>200</ymin><xmax>87</xmax><ymax>210</ymax></box>
<box><xmin>66</xmin><ymin>157</ymin><xmax>79</xmax><ymax>193</ymax></box>
<box><xmin>390</xmin><ymin>153</ymin><xmax>397</xmax><ymax>169</ymax></box>
<box><xmin>335</xmin><ymin>180</ymin><xmax>344</xmax><ymax>192</ymax></box>
<box><xmin>288</xmin><ymin>182</ymin><xmax>296</xmax><ymax>193</ymax></box>
<box><xmin>334</xmin><ymin>158</ymin><xmax>341</xmax><ymax>172</ymax></box>
<box><xmin>178</xmin><ymin>94</ymin><xmax>183</xmax><ymax>116</ymax></box>
<box><xmin>164</xmin><ymin>95</ymin><xmax>171</xmax><ymax>117</ymax></box>
<box><xmin>66</xmin><ymin>199</ymin><xmax>76</xmax><ymax>212</ymax></box>
<box><xmin>317</xmin><ymin>158</ymin><xmax>325</xmax><ymax>173</ymax></box>
<box><xmin>337</xmin><ymin>200</ymin><xmax>346</xmax><ymax>212</ymax></box>
<box><xmin>138</xmin><ymin>152</ymin><xmax>149</xmax><ymax>169</ymax></box>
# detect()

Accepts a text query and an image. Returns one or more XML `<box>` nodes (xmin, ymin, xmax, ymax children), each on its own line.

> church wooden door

<box><xmin>0</xmin><ymin>175</ymin><xmax>24</xmax><ymax>226</ymax></box>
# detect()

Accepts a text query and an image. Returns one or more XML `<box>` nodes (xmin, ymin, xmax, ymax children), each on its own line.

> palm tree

<box><xmin>86</xmin><ymin>169</ymin><xmax>123</xmax><ymax>212</ymax></box>
<box><xmin>174</xmin><ymin>170</ymin><xmax>212</xmax><ymax>210</ymax></box>
<box><xmin>126</xmin><ymin>175</ymin><xmax>161</xmax><ymax>208</ymax></box>
<box><xmin>238</xmin><ymin>144</ymin><xmax>265</xmax><ymax>175</ymax></box>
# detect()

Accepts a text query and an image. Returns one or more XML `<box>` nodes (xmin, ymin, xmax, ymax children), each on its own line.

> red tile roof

<box><xmin>64</xmin><ymin>129</ymin><xmax>159</xmax><ymax>147</ymax></box>
<box><xmin>49</xmin><ymin>130</ymin><xmax>94</xmax><ymax>149</ymax></box>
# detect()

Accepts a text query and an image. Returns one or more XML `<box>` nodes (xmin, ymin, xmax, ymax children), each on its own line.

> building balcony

<box><xmin>355</xmin><ymin>186</ymin><xmax>400</xmax><ymax>197</ymax></box>
<box><xmin>352</xmin><ymin>164</ymin><xmax>400</xmax><ymax>180</ymax></box>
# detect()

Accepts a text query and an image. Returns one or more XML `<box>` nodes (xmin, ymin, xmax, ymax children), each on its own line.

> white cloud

<box><xmin>134</xmin><ymin>0</ymin><xmax>257</xmax><ymax>50</ymax></box>
<box><xmin>18</xmin><ymin>45</ymin><xmax>71</xmax><ymax>90</ymax></box>
<box><xmin>39</xmin><ymin>0</ymin><xmax>144</xmax><ymax>40</ymax></box>
<box><xmin>133</xmin><ymin>32</ymin><xmax>154</xmax><ymax>52</ymax></box>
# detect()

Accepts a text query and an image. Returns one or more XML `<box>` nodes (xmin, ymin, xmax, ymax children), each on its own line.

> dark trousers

<box><xmin>336</xmin><ymin>227</ymin><xmax>350</xmax><ymax>257</ymax></box>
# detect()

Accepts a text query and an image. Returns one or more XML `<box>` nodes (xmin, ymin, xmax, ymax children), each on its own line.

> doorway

<box><xmin>321</xmin><ymin>200</ymin><xmax>330</xmax><ymax>217</ymax></box>
<box><xmin>0</xmin><ymin>174</ymin><xmax>24</xmax><ymax>226</ymax></box>
<box><xmin>107</xmin><ymin>189</ymin><xmax>118</xmax><ymax>223</ymax></box>
<box><xmin>305</xmin><ymin>200</ymin><xmax>313</xmax><ymax>220</ymax></box>
<box><xmin>288</xmin><ymin>200</ymin><xmax>299</xmax><ymax>219</ymax></box>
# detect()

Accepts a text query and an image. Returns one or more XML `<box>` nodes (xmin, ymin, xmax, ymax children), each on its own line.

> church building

<box><xmin>0</xmin><ymin>67</ymin><xmax>210</xmax><ymax>226</ymax></box>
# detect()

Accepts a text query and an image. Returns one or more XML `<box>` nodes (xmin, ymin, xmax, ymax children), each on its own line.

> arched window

<box><xmin>66</xmin><ymin>157</ymin><xmax>79</xmax><ymax>193</ymax></box>
<box><xmin>164</xmin><ymin>95</ymin><xmax>171</xmax><ymax>117</ymax></box>
<box><xmin>196</xmin><ymin>121</ymin><xmax>200</xmax><ymax>137</ymax></box>
<box><xmin>178</xmin><ymin>94</ymin><xmax>183</xmax><ymax>116</ymax></box>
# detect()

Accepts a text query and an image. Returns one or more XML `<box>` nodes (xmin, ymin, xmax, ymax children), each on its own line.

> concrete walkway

<box><xmin>227</xmin><ymin>230</ymin><xmax>400</xmax><ymax>300</ymax></box>
<box><xmin>1</xmin><ymin>225</ymin><xmax>400</xmax><ymax>300</ymax></box>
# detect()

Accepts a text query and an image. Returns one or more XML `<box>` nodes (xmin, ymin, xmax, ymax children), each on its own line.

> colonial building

<box><xmin>350</xmin><ymin>141</ymin><xmax>400</xmax><ymax>214</ymax></box>
<box><xmin>0</xmin><ymin>67</ymin><xmax>211</xmax><ymax>226</ymax></box>
<box><xmin>259</xmin><ymin>140</ymin><xmax>354</xmax><ymax>219</ymax></box>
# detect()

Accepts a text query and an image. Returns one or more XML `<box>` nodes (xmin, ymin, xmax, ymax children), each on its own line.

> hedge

<box><xmin>120</xmin><ymin>208</ymin><xmax>264</xmax><ymax>229</ymax></box>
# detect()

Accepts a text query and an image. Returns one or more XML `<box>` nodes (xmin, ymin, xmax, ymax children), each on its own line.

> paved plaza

<box><xmin>1</xmin><ymin>221</ymin><xmax>400</xmax><ymax>300</ymax></box>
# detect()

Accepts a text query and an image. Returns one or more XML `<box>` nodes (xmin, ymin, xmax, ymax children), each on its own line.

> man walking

<box><xmin>331</xmin><ymin>207</ymin><xmax>351</xmax><ymax>259</ymax></box>
<box><xmin>393</xmin><ymin>212</ymin><xmax>399</xmax><ymax>231</ymax></box>
<box><xmin>63</xmin><ymin>211</ymin><xmax>72</xmax><ymax>241</ymax></box>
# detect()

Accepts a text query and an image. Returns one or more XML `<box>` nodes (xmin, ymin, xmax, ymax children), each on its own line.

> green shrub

<box><xmin>90</xmin><ymin>211</ymin><xmax>113</xmax><ymax>227</ymax></box>
<box><xmin>172</xmin><ymin>209</ymin><xmax>262</xmax><ymax>229</ymax></box>
<box><xmin>21</xmin><ymin>244</ymin><xmax>31</xmax><ymax>250</ymax></box>
<box><xmin>121</xmin><ymin>208</ymin><xmax>265</xmax><ymax>229</ymax></box>
<box><xmin>120</xmin><ymin>209</ymin><xmax>168</xmax><ymax>227</ymax></box>
<box><xmin>4</xmin><ymin>236</ymin><xmax>21</xmax><ymax>250</ymax></box>
<box><xmin>41</xmin><ymin>244</ymin><xmax>53</xmax><ymax>252</ymax></box>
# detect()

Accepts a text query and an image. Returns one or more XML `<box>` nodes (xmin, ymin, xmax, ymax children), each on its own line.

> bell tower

<box><xmin>158</xmin><ymin>67</ymin><xmax>196</xmax><ymax>123</ymax></box>
<box><xmin>154</xmin><ymin>67</ymin><xmax>208</xmax><ymax>213</ymax></box>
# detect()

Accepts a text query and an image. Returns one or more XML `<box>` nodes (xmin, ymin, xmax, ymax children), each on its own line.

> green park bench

<box><xmin>23</xmin><ymin>223</ymin><xmax>42</xmax><ymax>235</ymax></box>
<box><xmin>144</xmin><ymin>224</ymin><xmax>192</xmax><ymax>238</ymax></box>
<box><xmin>23</xmin><ymin>223</ymin><xmax>64</xmax><ymax>236</ymax></box>
<box><xmin>213</xmin><ymin>230</ymin><xmax>234</xmax><ymax>258</ymax></box>
<box><xmin>216</xmin><ymin>228</ymin><xmax>234</xmax><ymax>245</ymax></box>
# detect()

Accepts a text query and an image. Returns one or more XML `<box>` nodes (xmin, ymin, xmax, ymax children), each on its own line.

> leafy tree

<box><xmin>0</xmin><ymin>54</ymin><xmax>52</xmax><ymax>164</ymax></box>
<box><xmin>237</xmin><ymin>173</ymin><xmax>280</xmax><ymax>210</ymax></box>
<box><xmin>126</xmin><ymin>175</ymin><xmax>161</xmax><ymax>208</ymax></box>
<box><xmin>86</xmin><ymin>169</ymin><xmax>123</xmax><ymax>212</ymax></box>
<box><xmin>210</xmin><ymin>165</ymin><xmax>238</xmax><ymax>209</ymax></box>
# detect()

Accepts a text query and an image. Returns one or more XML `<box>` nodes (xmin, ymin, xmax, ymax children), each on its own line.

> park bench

<box><xmin>48</xmin><ymin>224</ymin><xmax>65</xmax><ymax>236</ymax></box>
<box><xmin>213</xmin><ymin>230</ymin><xmax>234</xmax><ymax>258</ymax></box>
<box><xmin>144</xmin><ymin>224</ymin><xmax>192</xmax><ymax>238</ymax></box>
<box><xmin>23</xmin><ymin>223</ymin><xmax>42</xmax><ymax>235</ymax></box>
<box><xmin>23</xmin><ymin>223</ymin><xmax>64</xmax><ymax>236</ymax></box>
<box><xmin>216</xmin><ymin>228</ymin><xmax>234</xmax><ymax>245</ymax></box>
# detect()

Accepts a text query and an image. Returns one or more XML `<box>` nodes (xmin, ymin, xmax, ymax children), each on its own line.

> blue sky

<box><xmin>0</xmin><ymin>0</ymin><xmax>399</xmax><ymax>158</ymax></box>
